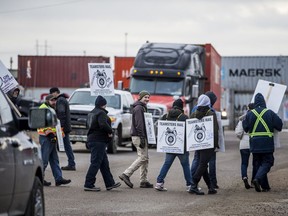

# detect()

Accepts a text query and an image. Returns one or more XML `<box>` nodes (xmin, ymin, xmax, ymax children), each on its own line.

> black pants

<box><xmin>192</xmin><ymin>148</ymin><xmax>215</xmax><ymax>186</ymax></box>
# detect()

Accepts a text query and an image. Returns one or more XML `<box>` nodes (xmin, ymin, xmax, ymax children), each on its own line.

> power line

<box><xmin>0</xmin><ymin>0</ymin><xmax>88</xmax><ymax>14</ymax></box>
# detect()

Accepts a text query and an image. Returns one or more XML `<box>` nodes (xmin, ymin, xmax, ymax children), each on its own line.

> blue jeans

<box><xmin>84</xmin><ymin>141</ymin><xmax>115</xmax><ymax>188</ymax></box>
<box><xmin>63</xmin><ymin>133</ymin><xmax>76</xmax><ymax>167</ymax></box>
<box><xmin>253</xmin><ymin>153</ymin><xmax>274</xmax><ymax>189</ymax></box>
<box><xmin>240</xmin><ymin>149</ymin><xmax>251</xmax><ymax>179</ymax></box>
<box><xmin>39</xmin><ymin>135</ymin><xmax>63</xmax><ymax>182</ymax></box>
<box><xmin>157</xmin><ymin>152</ymin><xmax>192</xmax><ymax>186</ymax></box>
<box><xmin>191</xmin><ymin>150</ymin><xmax>217</xmax><ymax>187</ymax></box>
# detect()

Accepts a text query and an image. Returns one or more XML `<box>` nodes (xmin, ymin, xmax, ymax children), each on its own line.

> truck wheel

<box><xmin>25</xmin><ymin>176</ymin><xmax>45</xmax><ymax>216</ymax></box>
<box><xmin>107</xmin><ymin>132</ymin><xmax>117</xmax><ymax>154</ymax></box>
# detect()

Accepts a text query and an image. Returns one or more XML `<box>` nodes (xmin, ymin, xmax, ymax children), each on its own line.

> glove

<box><xmin>139</xmin><ymin>137</ymin><xmax>146</xmax><ymax>149</ymax></box>
<box><xmin>47</xmin><ymin>133</ymin><xmax>57</xmax><ymax>144</ymax></box>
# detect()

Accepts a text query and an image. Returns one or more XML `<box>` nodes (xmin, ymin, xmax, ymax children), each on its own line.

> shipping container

<box><xmin>221</xmin><ymin>56</ymin><xmax>288</xmax><ymax>129</ymax></box>
<box><xmin>18</xmin><ymin>55</ymin><xmax>110</xmax><ymax>88</ymax></box>
<box><xmin>221</xmin><ymin>56</ymin><xmax>288</xmax><ymax>92</ymax></box>
<box><xmin>114</xmin><ymin>56</ymin><xmax>135</xmax><ymax>89</ymax></box>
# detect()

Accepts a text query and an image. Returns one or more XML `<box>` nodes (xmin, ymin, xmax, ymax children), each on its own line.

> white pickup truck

<box><xmin>68</xmin><ymin>88</ymin><xmax>134</xmax><ymax>153</ymax></box>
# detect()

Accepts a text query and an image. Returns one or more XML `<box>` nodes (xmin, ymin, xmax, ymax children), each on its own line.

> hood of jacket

<box><xmin>167</xmin><ymin>107</ymin><xmax>183</xmax><ymax>119</ymax></box>
<box><xmin>254</xmin><ymin>93</ymin><xmax>266</xmax><ymax>108</ymax></box>
<box><xmin>133</xmin><ymin>100</ymin><xmax>147</xmax><ymax>109</ymax></box>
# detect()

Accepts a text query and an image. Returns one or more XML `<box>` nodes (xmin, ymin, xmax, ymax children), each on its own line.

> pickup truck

<box><xmin>0</xmin><ymin>89</ymin><xmax>57</xmax><ymax>216</ymax></box>
<box><xmin>69</xmin><ymin>88</ymin><xmax>134</xmax><ymax>153</ymax></box>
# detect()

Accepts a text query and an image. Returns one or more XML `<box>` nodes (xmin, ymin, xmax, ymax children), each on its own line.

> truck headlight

<box><xmin>221</xmin><ymin>109</ymin><xmax>227</xmax><ymax>119</ymax></box>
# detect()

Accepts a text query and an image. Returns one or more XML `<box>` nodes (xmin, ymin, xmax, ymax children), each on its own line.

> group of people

<box><xmin>235</xmin><ymin>93</ymin><xmax>283</xmax><ymax>192</ymax></box>
<box><xmin>33</xmin><ymin>86</ymin><xmax>283</xmax><ymax>194</ymax></box>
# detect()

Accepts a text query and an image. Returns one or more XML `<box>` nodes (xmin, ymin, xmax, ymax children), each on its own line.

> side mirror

<box><xmin>123</xmin><ymin>106</ymin><xmax>131</xmax><ymax>113</ymax></box>
<box><xmin>28</xmin><ymin>108</ymin><xmax>57</xmax><ymax>129</ymax></box>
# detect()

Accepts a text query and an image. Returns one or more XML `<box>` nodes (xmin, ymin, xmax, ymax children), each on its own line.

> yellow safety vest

<box><xmin>37</xmin><ymin>103</ymin><xmax>57</xmax><ymax>136</ymax></box>
<box><xmin>249</xmin><ymin>108</ymin><xmax>273</xmax><ymax>138</ymax></box>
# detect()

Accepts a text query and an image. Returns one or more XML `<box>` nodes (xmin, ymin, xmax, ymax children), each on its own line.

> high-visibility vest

<box><xmin>37</xmin><ymin>103</ymin><xmax>57</xmax><ymax>136</ymax></box>
<box><xmin>249</xmin><ymin>108</ymin><xmax>273</xmax><ymax>138</ymax></box>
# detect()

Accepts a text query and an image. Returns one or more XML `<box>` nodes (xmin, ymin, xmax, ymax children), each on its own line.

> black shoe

<box><xmin>56</xmin><ymin>178</ymin><xmax>71</xmax><ymax>186</ymax></box>
<box><xmin>140</xmin><ymin>181</ymin><xmax>153</xmax><ymax>188</ymax></box>
<box><xmin>44</xmin><ymin>180</ymin><xmax>51</xmax><ymax>187</ymax></box>
<box><xmin>61</xmin><ymin>166</ymin><xmax>76</xmax><ymax>171</ymax></box>
<box><xmin>262</xmin><ymin>188</ymin><xmax>271</xmax><ymax>192</ymax></box>
<box><xmin>243</xmin><ymin>178</ymin><xmax>251</xmax><ymax>189</ymax></box>
<box><xmin>119</xmin><ymin>174</ymin><xmax>133</xmax><ymax>188</ymax></box>
<box><xmin>208</xmin><ymin>188</ymin><xmax>217</xmax><ymax>195</ymax></box>
<box><xmin>107</xmin><ymin>182</ymin><xmax>121</xmax><ymax>191</ymax></box>
<box><xmin>189</xmin><ymin>185</ymin><xmax>205</xmax><ymax>195</ymax></box>
<box><xmin>213</xmin><ymin>184</ymin><xmax>219</xmax><ymax>189</ymax></box>
<box><xmin>252</xmin><ymin>179</ymin><xmax>261</xmax><ymax>192</ymax></box>
<box><xmin>84</xmin><ymin>186</ymin><xmax>101</xmax><ymax>192</ymax></box>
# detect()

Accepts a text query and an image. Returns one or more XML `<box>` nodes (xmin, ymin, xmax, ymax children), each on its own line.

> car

<box><xmin>0</xmin><ymin>89</ymin><xmax>57</xmax><ymax>216</ymax></box>
<box><xmin>69</xmin><ymin>88</ymin><xmax>134</xmax><ymax>153</ymax></box>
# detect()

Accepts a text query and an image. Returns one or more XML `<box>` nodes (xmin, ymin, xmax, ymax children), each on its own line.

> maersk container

<box><xmin>18</xmin><ymin>55</ymin><xmax>110</xmax><ymax>88</ymax></box>
<box><xmin>221</xmin><ymin>56</ymin><xmax>288</xmax><ymax>92</ymax></box>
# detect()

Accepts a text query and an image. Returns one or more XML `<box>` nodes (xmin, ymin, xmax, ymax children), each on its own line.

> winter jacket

<box><xmin>235</xmin><ymin>114</ymin><xmax>250</xmax><ymax>150</ymax></box>
<box><xmin>190</xmin><ymin>106</ymin><xmax>219</xmax><ymax>149</ymax></box>
<box><xmin>242</xmin><ymin>93</ymin><xmax>283</xmax><ymax>153</ymax></box>
<box><xmin>56</xmin><ymin>94</ymin><xmax>71</xmax><ymax>133</ymax></box>
<box><xmin>130</xmin><ymin>100</ymin><xmax>147</xmax><ymax>138</ymax></box>
<box><xmin>87</xmin><ymin>107</ymin><xmax>113</xmax><ymax>142</ymax></box>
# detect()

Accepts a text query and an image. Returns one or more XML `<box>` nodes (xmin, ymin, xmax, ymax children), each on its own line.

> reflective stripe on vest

<box><xmin>249</xmin><ymin>108</ymin><xmax>273</xmax><ymax>138</ymax></box>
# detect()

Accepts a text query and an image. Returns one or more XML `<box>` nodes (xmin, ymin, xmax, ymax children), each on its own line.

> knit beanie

<box><xmin>138</xmin><ymin>90</ymin><xmax>150</xmax><ymax>100</ymax></box>
<box><xmin>95</xmin><ymin>95</ymin><xmax>107</xmax><ymax>107</ymax></box>
<box><xmin>173</xmin><ymin>99</ymin><xmax>183</xmax><ymax>109</ymax></box>
<box><xmin>197</xmin><ymin>94</ymin><xmax>211</xmax><ymax>107</ymax></box>
<box><xmin>205</xmin><ymin>91</ymin><xmax>217</xmax><ymax>107</ymax></box>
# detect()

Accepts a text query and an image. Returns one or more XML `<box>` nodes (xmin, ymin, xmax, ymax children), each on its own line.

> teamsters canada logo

<box><xmin>164</xmin><ymin>127</ymin><xmax>177</xmax><ymax>146</ymax></box>
<box><xmin>194</xmin><ymin>123</ymin><xmax>206</xmax><ymax>143</ymax></box>
<box><xmin>91</xmin><ymin>69</ymin><xmax>108</xmax><ymax>88</ymax></box>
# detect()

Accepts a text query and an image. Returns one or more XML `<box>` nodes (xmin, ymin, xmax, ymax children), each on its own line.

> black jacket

<box><xmin>87</xmin><ymin>107</ymin><xmax>113</xmax><ymax>142</ymax></box>
<box><xmin>56</xmin><ymin>94</ymin><xmax>71</xmax><ymax>133</ymax></box>
<box><xmin>130</xmin><ymin>100</ymin><xmax>147</xmax><ymax>138</ymax></box>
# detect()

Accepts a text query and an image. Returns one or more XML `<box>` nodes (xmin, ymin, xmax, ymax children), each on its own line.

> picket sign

<box><xmin>56</xmin><ymin>119</ymin><xmax>65</xmax><ymax>152</ymax></box>
<box><xmin>144</xmin><ymin>113</ymin><xmax>156</xmax><ymax>144</ymax></box>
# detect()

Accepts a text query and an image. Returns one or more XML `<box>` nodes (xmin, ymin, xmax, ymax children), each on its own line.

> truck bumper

<box><xmin>70</xmin><ymin>135</ymin><xmax>87</xmax><ymax>143</ymax></box>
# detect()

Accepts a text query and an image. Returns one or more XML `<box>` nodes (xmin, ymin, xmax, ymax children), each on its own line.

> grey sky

<box><xmin>0</xmin><ymin>0</ymin><xmax>288</xmax><ymax>69</ymax></box>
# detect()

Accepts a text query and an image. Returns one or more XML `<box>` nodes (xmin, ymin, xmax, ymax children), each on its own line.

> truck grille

<box><xmin>70</xmin><ymin>110</ymin><xmax>89</xmax><ymax>127</ymax></box>
<box><xmin>147</xmin><ymin>107</ymin><xmax>164</xmax><ymax>122</ymax></box>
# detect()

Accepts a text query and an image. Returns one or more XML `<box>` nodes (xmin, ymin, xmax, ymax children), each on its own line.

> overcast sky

<box><xmin>0</xmin><ymin>0</ymin><xmax>288</xmax><ymax>69</ymax></box>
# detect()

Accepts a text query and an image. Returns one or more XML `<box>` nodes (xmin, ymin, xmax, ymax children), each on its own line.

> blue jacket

<box><xmin>242</xmin><ymin>93</ymin><xmax>283</xmax><ymax>153</ymax></box>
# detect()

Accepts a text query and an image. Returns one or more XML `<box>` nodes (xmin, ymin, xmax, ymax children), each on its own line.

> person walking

<box><xmin>119</xmin><ymin>90</ymin><xmax>153</xmax><ymax>189</ymax></box>
<box><xmin>38</xmin><ymin>94</ymin><xmax>71</xmax><ymax>187</ymax></box>
<box><xmin>50</xmin><ymin>87</ymin><xmax>76</xmax><ymax>171</ymax></box>
<box><xmin>190</xmin><ymin>91</ymin><xmax>219</xmax><ymax>189</ymax></box>
<box><xmin>242</xmin><ymin>93</ymin><xmax>283</xmax><ymax>192</ymax></box>
<box><xmin>155</xmin><ymin>99</ymin><xmax>192</xmax><ymax>191</ymax></box>
<box><xmin>235</xmin><ymin>103</ymin><xmax>255</xmax><ymax>189</ymax></box>
<box><xmin>84</xmin><ymin>95</ymin><xmax>121</xmax><ymax>191</ymax></box>
<box><xmin>188</xmin><ymin>94</ymin><xmax>219</xmax><ymax>195</ymax></box>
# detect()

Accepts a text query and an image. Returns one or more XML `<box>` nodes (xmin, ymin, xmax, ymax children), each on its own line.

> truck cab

<box><xmin>130</xmin><ymin>42</ymin><xmax>210</xmax><ymax>121</ymax></box>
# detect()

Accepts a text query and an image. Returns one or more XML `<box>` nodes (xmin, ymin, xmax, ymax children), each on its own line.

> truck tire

<box><xmin>107</xmin><ymin>131</ymin><xmax>117</xmax><ymax>154</ymax></box>
<box><xmin>25</xmin><ymin>176</ymin><xmax>45</xmax><ymax>216</ymax></box>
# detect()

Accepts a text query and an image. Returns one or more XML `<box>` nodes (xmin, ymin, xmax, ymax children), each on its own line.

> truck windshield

<box><xmin>69</xmin><ymin>91</ymin><xmax>121</xmax><ymax>109</ymax></box>
<box><xmin>130</xmin><ymin>77</ymin><xmax>183</xmax><ymax>96</ymax></box>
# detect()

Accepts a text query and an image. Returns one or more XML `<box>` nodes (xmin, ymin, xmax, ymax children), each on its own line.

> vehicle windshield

<box><xmin>69</xmin><ymin>91</ymin><xmax>121</xmax><ymax>109</ymax></box>
<box><xmin>130</xmin><ymin>77</ymin><xmax>183</xmax><ymax>96</ymax></box>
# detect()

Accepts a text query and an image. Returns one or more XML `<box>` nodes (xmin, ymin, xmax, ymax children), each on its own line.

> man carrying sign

<box><xmin>188</xmin><ymin>94</ymin><xmax>219</xmax><ymax>195</ymax></box>
<box><xmin>243</xmin><ymin>93</ymin><xmax>283</xmax><ymax>192</ymax></box>
<box><xmin>155</xmin><ymin>99</ymin><xmax>191</xmax><ymax>191</ymax></box>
